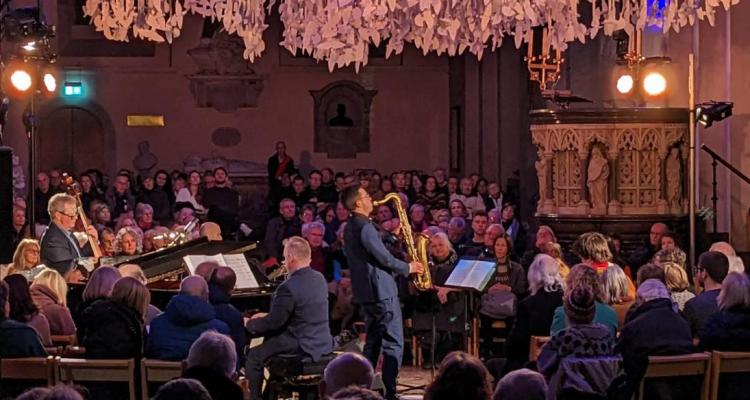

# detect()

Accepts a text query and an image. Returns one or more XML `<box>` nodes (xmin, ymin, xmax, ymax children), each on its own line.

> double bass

<box><xmin>61</xmin><ymin>173</ymin><xmax>103</xmax><ymax>259</ymax></box>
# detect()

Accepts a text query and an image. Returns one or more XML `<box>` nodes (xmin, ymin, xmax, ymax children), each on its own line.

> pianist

<box><xmin>244</xmin><ymin>236</ymin><xmax>333</xmax><ymax>400</ymax></box>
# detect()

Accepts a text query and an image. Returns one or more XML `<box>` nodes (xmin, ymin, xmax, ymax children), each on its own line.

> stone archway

<box><xmin>36</xmin><ymin>101</ymin><xmax>116</xmax><ymax>176</ymax></box>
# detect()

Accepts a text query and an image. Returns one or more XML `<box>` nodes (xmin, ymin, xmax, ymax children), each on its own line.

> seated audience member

<box><xmin>413</xmin><ymin>233</ymin><xmax>465</xmax><ymax>364</ymax></box>
<box><xmin>30</xmin><ymin>268</ymin><xmax>76</xmax><ymax>336</ymax></box>
<box><xmin>117</xmin><ymin>263</ymin><xmax>162</xmax><ymax>324</ymax></box>
<box><xmin>3</xmin><ymin>239</ymin><xmax>41</xmax><ymax>280</ymax></box>
<box><xmin>424</xmin><ymin>351</ymin><xmax>493</xmax><ymax>400</ymax></box>
<box><xmin>208</xmin><ymin>267</ymin><xmax>247</xmax><ymax>369</ymax></box>
<box><xmin>684</xmin><ymin>251</ymin><xmax>729</xmax><ymax>338</ymax></box>
<box><xmin>449</xmin><ymin>199</ymin><xmax>468</xmax><ymax>220</ymax></box>
<box><xmin>417</xmin><ymin>176</ymin><xmax>449</xmax><ymax>214</ymax></box>
<box><xmin>15</xmin><ymin>387</ymin><xmax>54</xmax><ymax>400</ymax></box>
<box><xmin>659</xmin><ymin>231</ymin><xmax>678</xmax><ymax>251</ymax></box>
<box><xmin>652</xmin><ymin>247</ymin><xmax>688</xmax><ymax>270</ymax></box>
<box><xmin>616</xmin><ymin>279</ymin><xmax>694</xmax><ymax>394</ymax></box>
<box><xmin>3</xmin><ymin>274</ymin><xmax>52</xmax><ymax>346</ymax></box>
<box><xmin>541</xmin><ymin>242</ymin><xmax>570</xmax><ymax>279</ymax></box>
<box><xmin>79</xmin><ymin>277</ymin><xmax>149</xmax><ymax>359</ymax></box>
<box><xmin>330</xmin><ymin>386</ymin><xmax>384</xmax><ymax>400</ymax></box>
<box><xmin>0</xmin><ymin>280</ymin><xmax>47</xmax><ymax>358</ymax></box>
<box><xmin>137</xmin><ymin>174</ymin><xmax>172</xmax><ymax>224</ymax></box>
<box><xmin>458</xmin><ymin>211</ymin><xmax>488</xmax><ymax>256</ymax></box>
<box><xmin>628</xmin><ymin>222</ymin><xmax>668</xmax><ymax>275</ymax></box>
<box><xmin>493</xmin><ymin>368</ymin><xmax>547</xmax><ymax>400</ymax></box>
<box><xmin>663</xmin><ymin>263</ymin><xmax>695</xmax><ymax>311</ymax></box>
<box><xmin>199</xmin><ymin>222</ymin><xmax>222</xmax><ymax>241</ymax></box>
<box><xmin>245</xmin><ymin>237</ymin><xmax>333</xmax><ymax>400</ymax></box>
<box><xmin>74</xmin><ymin>266</ymin><xmax>121</xmax><ymax>329</ymax></box>
<box><xmin>264</xmin><ymin>198</ymin><xmax>302</xmax><ymax>262</ymax></box>
<box><xmin>147</xmin><ymin>276</ymin><xmax>229</xmax><ymax>361</ymax></box>
<box><xmin>135</xmin><ymin>203</ymin><xmax>156</xmax><ymax>232</ymax></box>
<box><xmin>708</xmin><ymin>241</ymin><xmax>745</xmax><ymax>274</ymax></box>
<box><xmin>194</xmin><ymin>261</ymin><xmax>220</xmax><ymax>281</ymax></box>
<box><xmin>300</xmin><ymin>204</ymin><xmax>316</xmax><ymax>224</ymax></box>
<box><xmin>91</xmin><ymin>202</ymin><xmax>113</xmax><ymax>231</ymax></box>
<box><xmin>601</xmin><ymin>264</ymin><xmax>635</xmax><ymax>327</ymax></box>
<box><xmin>303</xmin><ymin>221</ymin><xmax>333</xmax><ymax>280</ymax></box>
<box><xmin>636</xmin><ymin>263</ymin><xmax>665</xmax><ymax>285</ymax></box>
<box><xmin>446</xmin><ymin>217</ymin><xmax>467</xmax><ymax>247</ymax></box>
<box><xmin>700</xmin><ymin>272</ymin><xmax>750</xmax><ymax>350</ymax></box>
<box><xmin>153</xmin><ymin>378</ymin><xmax>212</xmax><ymax>400</ymax></box>
<box><xmin>550</xmin><ymin>264</ymin><xmax>618</xmax><ymax>335</ymax></box>
<box><xmin>409</xmin><ymin>204</ymin><xmax>430</xmax><ymax>233</ymax></box>
<box><xmin>573</xmin><ymin>232</ymin><xmax>635</xmax><ymax>299</ymax></box>
<box><xmin>504</xmin><ymin>254</ymin><xmax>564</xmax><ymax>373</ymax></box>
<box><xmin>183</xmin><ymin>331</ymin><xmax>243</xmax><ymax>400</ymax></box>
<box><xmin>18</xmin><ymin>385</ymin><xmax>85</xmax><ymax>400</ymax></box>
<box><xmin>319</xmin><ymin>352</ymin><xmax>375</xmax><ymax>398</ymax></box>
<box><xmin>450</xmin><ymin>177</ymin><xmax>486</xmax><ymax>216</ymax></box>
<box><xmin>100</xmin><ymin>227</ymin><xmax>116</xmax><ymax>256</ymax></box>
<box><xmin>114</xmin><ymin>227</ymin><xmax>143</xmax><ymax>256</ymax></box>
<box><xmin>480</xmin><ymin>224</ymin><xmax>506</xmax><ymax>257</ymax></box>
<box><xmin>538</xmin><ymin>285</ymin><xmax>617</xmax><ymax>380</ymax></box>
<box><xmin>520</xmin><ymin>225</ymin><xmax>557</xmax><ymax>270</ymax></box>
<box><xmin>499</xmin><ymin>203</ymin><xmax>527</xmax><ymax>256</ymax></box>
<box><xmin>488</xmin><ymin>234</ymin><xmax>526</xmax><ymax>298</ymax></box>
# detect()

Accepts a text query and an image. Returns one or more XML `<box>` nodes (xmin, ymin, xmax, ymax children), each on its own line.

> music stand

<box><xmin>443</xmin><ymin>257</ymin><xmax>496</xmax><ymax>357</ymax></box>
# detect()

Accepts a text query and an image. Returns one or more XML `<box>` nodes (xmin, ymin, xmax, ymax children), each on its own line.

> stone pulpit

<box><xmin>530</xmin><ymin>108</ymin><xmax>690</xmax><ymax>251</ymax></box>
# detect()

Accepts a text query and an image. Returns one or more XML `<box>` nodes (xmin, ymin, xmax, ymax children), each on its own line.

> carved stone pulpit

<box><xmin>530</xmin><ymin>108</ymin><xmax>691</xmax><ymax>252</ymax></box>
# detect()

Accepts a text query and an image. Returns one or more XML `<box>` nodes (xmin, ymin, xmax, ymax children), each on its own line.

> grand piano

<box><xmin>111</xmin><ymin>238</ymin><xmax>276</xmax><ymax>312</ymax></box>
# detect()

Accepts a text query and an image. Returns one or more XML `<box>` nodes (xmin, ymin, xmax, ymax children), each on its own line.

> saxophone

<box><xmin>372</xmin><ymin>193</ymin><xmax>432</xmax><ymax>291</ymax></box>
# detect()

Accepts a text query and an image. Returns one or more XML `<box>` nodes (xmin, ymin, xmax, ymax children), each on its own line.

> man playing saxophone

<box><xmin>341</xmin><ymin>185</ymin><xmax>424</xmax><ymax>400</ymax></box>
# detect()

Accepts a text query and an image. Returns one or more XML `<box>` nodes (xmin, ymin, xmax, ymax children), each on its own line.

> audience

<box><xmin>424</xmin><ymin>351</ymin><xmax>493</xmax><ymax>400</ymax></box>
<box><xmin>117</xmin><ymin>263</ymin><xmax>162</xmax><ymax>324</ymax></box>
<box><xmin>684</xmin><ymin>251</ymin><xmax>729</xmax><ymax>338</ymax></box>
<box><xmin>30</xmin><ymin>268</ymin><xmax>76</xmax><ymax>336</ymax></box>
<box><xmin>207</xmin><ymin>267</ymin><xmax>247</xmax><ymax>369</ymax></box>
<box><xmin>114</xmin><ymin>227</ymin><xmax>143</xmax><ymax>256</ymax></box>
<box><xmin>78</xmin><ymin>276</ymin><xmax>149</xmax><ymax>359</ymax></box>
<box><xmin>550</xmin><ymin>264</ymin><xmax>618</xmax><ymax>335</ymax></box>
<box><xmin>0</xmin><ymin>280</ymin><xmax>47</xmax><ymax>358</ymax></box>
<box><xmin>2</xmin><ymin>239</ymin><xmax>41</xmax><ymax>280</ymax></box>
<box><xmin>147</xmin><ymin>275</ymin><xmax>230</xmax><ymax>361</ymax></box>
<box><xmin>600</xmin><ymin>264</ymin><xmax>635</xmax><ymax>327</ymax></box>
<box><xmin>3</xmin><ymin>274</ymin><xmax>52</xmax><ymax>346</ymax></box>
<box><xmin>663</xmin><ymin>263</ymin><xmax>695</xmax><ymax>311</ymax></box>
<box><xmin>183</xmin><ymin>330</ymin><xmax>243</xmax><ymax>400</ymax></box>
<box><xmin>74</xmin><ymin>266</ymin><xmax>121</xmax><ymax>329</ymax></box>
<box><xmin>700</xmin><ymin>271</ymin><xmax>750</xmax><ymax>350</ymax></box>
<box><xmin>319</xmin><ymin>352</ymin><xmax>375</xmax><ymax>398</ymax></box>
<box><xmin>330</xmin><ymin>386</ymin><xmax>384</xmax><ymax>400</ymax></box>
<box><xmin>264</xmin><ymin>198</ymin><xmax>302</xmax><ymax>262</ymax></box>
<box><xmin>493</xmin><ymin>368</ymin><xmax>546</xmax><ymax>400</ymax></box>
<box><xmin>153</xmin><ymin>378</ymin><xmax>212</xmax><ymax>400</ymax></box>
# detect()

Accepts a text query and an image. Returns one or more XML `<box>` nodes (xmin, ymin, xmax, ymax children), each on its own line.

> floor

<box><xmin>396</xmin><ymin>366</ymin><xmax>434</xmax><ymax>396</ymax></box>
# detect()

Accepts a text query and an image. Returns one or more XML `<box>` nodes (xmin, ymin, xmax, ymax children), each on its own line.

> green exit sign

<box><xmin>63</xmin><ymin>82</ymin><xmax>83</xmax><ymax>97</ymax></box>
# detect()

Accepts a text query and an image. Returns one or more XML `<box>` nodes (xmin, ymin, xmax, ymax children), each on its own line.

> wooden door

<box><xmin>37</xmin><ymin>107</ymin><xmax>109</xmax><ymax>176</ymax></box>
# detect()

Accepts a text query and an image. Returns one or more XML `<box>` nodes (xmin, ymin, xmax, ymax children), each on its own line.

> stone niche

<box><xmin>531</xmin><ymin>108</ymin><xmax>689</xmax><ymax>217</ymax></box>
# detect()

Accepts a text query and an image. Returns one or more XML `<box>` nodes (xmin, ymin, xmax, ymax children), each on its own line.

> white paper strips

<box><xmin>83</xmin><ymin>0</ymin><xmax>740</xmax><ymax>70</ymax></box>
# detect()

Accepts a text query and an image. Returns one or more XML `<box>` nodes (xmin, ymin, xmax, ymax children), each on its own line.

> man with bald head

<box><xmin>146</xmin><ymin>276</ymin><xmax>229</xmax><ymax>361</ymax></box>
<box><xmin>628</xmin><ymin>222</ymin><xmax>669</xmax><ymax>274</ymax></box>
<box><xmin>194</xmin><ymin>262</ymin><xmax>220</xmax><ymax>281</ymax></box>
<box><xmin>208</xmin><ymin>267</ymin><xmax>246</xmax><ymax>369</ymax></box>
<box><xmin>319</xmin><ymin>352</ymin><xmax>375</xmax><ymax>398</ymax></box>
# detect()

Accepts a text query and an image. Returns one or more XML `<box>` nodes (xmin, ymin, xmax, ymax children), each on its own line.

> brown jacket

<box><xmin>30</xmin><ymin>284</ymin><xmax>76</xmax><ymax>336</ymax></box>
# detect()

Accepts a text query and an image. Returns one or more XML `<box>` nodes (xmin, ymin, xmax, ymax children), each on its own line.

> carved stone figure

<box><xmin>666</xmin><ymin>147</ymin><xmax>682</xmax><ymax>210</ymax></box>
<box><xmin>133</xmin><ymin>141</ymin><xmax>158</xmax><ymax>178</ymax></box>
<box><xmin>535</xmin><ymin>154</ymin><xmax>547</xmax><ymax>207</ymax></box>
<box><xmin>587</xmin><ymin>146</ymin><xmax>610</xmax><ymax>210</ymax></box>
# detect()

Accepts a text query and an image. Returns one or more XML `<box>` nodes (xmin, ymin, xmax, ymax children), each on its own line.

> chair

<box><xmin>529</xmin><ymin>336</ymin><xmax>551</xmax><ymax>362</ymax></box>
<box><xmin>50</xmin><ymin>334</ymin><xmax>77</xmax><ymax>346</ymax></box>
<box><xmin>638</xmin><ymin>352</ymin><xmax>711</xmax><ymax>400</ymax></box>
<box><xmin>265</xmin><ymin>353</ymin><xmax>336</xmax><ymax>400</ymax></box>
<box><xmin>55</xmin><ymin>358</ymin><xmax>137</xmax><ymax>400</ymax></box>
<box><xmin>0</xmin><ymin>357</ymin><xmax>56</xmax><ymax>398</ymax></box>
<box><xmin>140</xmin><ymin>359</ymin><xmax>184</xmax><ymax>400</ymax></box>
<box><xmin>709</xmin><ymin>351</ymin><xmax>750</xmax><ymax>400</ymax></box>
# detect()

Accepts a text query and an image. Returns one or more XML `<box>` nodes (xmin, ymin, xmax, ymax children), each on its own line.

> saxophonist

<box><xmin>341</xmin><ymin>186</ymin><xmax>424</xmax><ymax>400</ymax></box>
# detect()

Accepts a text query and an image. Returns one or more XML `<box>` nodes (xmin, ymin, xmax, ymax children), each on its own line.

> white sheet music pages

<box><xmin>444</xmin><ymin>258</ymin><xmax>496</xmax><ymax>291</ymax></box>
<box><xmin>183</xmin><ymin>254</ymin><xmax>260</xmax><ymax>290</ymax></box>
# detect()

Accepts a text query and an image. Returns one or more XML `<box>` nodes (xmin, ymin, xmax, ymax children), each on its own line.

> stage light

<box><xmin>696</xmin><ymin>101</ymin><xmax>733</xmax><ymax>128</ymax></box>
<box><xmin>21</xmin><ymin>41</ymin><xmax>36</xmax><ymax>52</ymax></box>
<box><xmin>643</xmin><ymin>72</ymin><xmax>667</xmax><ymax>96</ymax></box>
<box><xmin>43</xmin><ymin>73</ymin><xmax>56</xmax><ymax>92</ymax></box>
<box><xmin>616</xmin><ymin>74</ymin><xmax>634</xmax><ymax>94</ymax></box>
<box><xmin>10</xmin><ymin>70</ymin><xmax>32</xmax><ymax>92</ymax></box>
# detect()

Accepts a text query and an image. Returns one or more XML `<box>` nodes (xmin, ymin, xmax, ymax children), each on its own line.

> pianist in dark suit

<box><xmin>244</xmin><ymin>236</ymin><xmax>333</xmax><ymax>400</ymax></box>
<box><xmin>40</xmin><ymin>193</ymin><xmax>98</xmax><ymax>277</ymax></box>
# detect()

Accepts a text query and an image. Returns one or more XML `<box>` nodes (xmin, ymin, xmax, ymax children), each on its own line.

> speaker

<box><xmin>0</xmin><ymin>147</ymin><xmax>14</xmax><ymax>263</ymax></box>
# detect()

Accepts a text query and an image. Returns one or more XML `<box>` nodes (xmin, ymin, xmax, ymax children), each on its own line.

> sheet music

<box><xmin>183</xmin><ymin>254</ymin><xmax>225</xmax><ymax>275</ymax></box>
<box><xmin>223</xmin><ymin>254</ymin><xmax>260</xmax><ymax>290</ymax></box>
<box><xmin>444</xmin><ymin>259</ymin><xmax>496</xmax><ymax>291</ymax></box>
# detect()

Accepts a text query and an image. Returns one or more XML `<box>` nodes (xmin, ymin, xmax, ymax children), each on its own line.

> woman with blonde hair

<box><xmin>600</xmin><ymin>264</ymin><xmax>635</xmax><ymax>327</ymax></box>
<box><xmin>30</xmin><ymin>268</ymin><xmax>76</xmax><ymax>335</ymax></box>
<box><xmin>79</xmin><ymin>276</ymin><xmax>150</xmax><ymax>359</ymax></box>
<box><xmin>663</xmin><ymin>263</ymin><xmax>695</xmax><ymax>311</ymax></box>
<box><xmin>115</xmin><ymin>227</ymin><xmax>143</xmax><ymax>256</ymax></box>
<box><xmin>2</xmin><ymin>239</ymin><xmax>42</xmax><ymax>280</ymax></box>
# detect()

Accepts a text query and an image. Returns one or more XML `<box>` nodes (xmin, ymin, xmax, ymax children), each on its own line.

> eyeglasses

<box><xmin>57</xmin><ymin>210</ymin><xmax>78</xmax><ymax>219</ymax></box>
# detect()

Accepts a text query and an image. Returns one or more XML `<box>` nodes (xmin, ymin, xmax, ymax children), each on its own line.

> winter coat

<box><xmin>700</xmin><ymin>306</ymin><xmax>750</xmax><ymax>351</ymax></box>
<box><xmin>30</xmin><ymin>284</ymin><xmax>76</xmax><ymax>336</ymax></box>
<box><xmin>78</xmin><ymin>299</ymin><xmax>145</xmax><ymax>359</ymax></box>
<box><xmin>209</xmin><ymin>283</ymin><xmax>247</xmax><ymax>369</ymax></box>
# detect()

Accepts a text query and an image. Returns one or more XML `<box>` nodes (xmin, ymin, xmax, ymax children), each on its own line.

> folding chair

<box><xmin>140</xmin><ymin>358</ymin><xmax>184</xmax><ymax>400</ymax></box>
<box><xmin>0</xmin><ymin>357</ymin><xmax>55</xmax><ymax>398</ymax></box>
<box><xmin>55</xmin><ymin>358</ymin><xmax>137</xmax><ymax>400</ymax></box>
<box><xmin>638</xmin><ymin>352</ymin><xmax>711</xmax><ymax>400</ymax></box>
<box><xmin>709</xmin><ymin>351</ymin><xmax>750</xmax><ymax>400</ymax></box>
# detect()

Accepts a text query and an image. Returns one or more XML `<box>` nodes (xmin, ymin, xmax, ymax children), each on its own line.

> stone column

<box><xmin>607</xmin><ymin>152</ymin><xmax>622</xmax><ymax>215</ymax></box>
<box><xmin>656</xmin><ymin>147</ymin><xmax>670</xmax><ymax>214</ymax></box>
<box><xmin>576</xmin><ymin>152</ymin><xmax>590</xmax><ymax>214</ymax></box>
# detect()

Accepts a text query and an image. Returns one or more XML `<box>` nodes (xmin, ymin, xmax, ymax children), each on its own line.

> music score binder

<box><xmin>443</xmin><ymin>257</ymin><xmax>496</xmax><ymax>292</ymax></box>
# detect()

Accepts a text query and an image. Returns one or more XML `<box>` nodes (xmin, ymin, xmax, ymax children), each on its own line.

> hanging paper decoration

<box><xmin>83</xmin><ymin>0</ymin><xmax>740</xmax><ymax>71</ymax></box>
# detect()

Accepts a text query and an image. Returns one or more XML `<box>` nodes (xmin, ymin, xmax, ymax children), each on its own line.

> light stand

<box><xmin>23</xmin><ymin>94</ymin><xmax>36</xmax><ymax>230</ymax></box>
<box><xmin>688</xmin><ymin>53</ymin><xmax>696</xmax><ymax>274</ymax></box>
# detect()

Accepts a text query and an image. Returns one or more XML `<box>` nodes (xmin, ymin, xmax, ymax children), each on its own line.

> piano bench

<box><xmin>265</xmin><ymin>353</ymin><xmax>335</xmax><ymax>400</ymax></box>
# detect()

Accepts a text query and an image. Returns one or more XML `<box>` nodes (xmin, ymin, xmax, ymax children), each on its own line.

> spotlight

<box><xmin>616</xmin><ymin>74</ymin><xmax>634</xmax><ymax>94</ymax></box>
<box><xmin>643</xmin><ymin>72</ymin><xmax>667</xmax><ymax>96</ymax></box>
<box><xmin>696</xmin><ymin>101</ymin><xmax>733</xmax><ymax>128</ymax></box>
<box><xmin>10</xmin><ymin>70</ymin><xmax>33</xmax><ymax>92</ymax></box>
<box><xmin>43</xmin><ymin>73</ymin><xmax>56</xmax><ymax>92</ymax></box>
<box><xmin>21</xmin><ymin>41</ymin><xmax>37</xmax><ymax>52</ymax></box>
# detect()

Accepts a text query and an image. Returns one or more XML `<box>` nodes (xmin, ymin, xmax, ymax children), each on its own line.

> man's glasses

<box><xmin>57</xmin><ymin>210</ymin><xmax>78</xmax><ymax>219</ymax></box>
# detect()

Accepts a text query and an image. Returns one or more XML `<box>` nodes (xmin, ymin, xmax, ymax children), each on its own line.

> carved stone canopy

<box><xmin>187</xmin><ymin>32</ymin><xmax>266</xmax><ymax>112</ymax></box>
<box><xmin>310</xmin><ymin>81</ymin><xmax>377</xmax><ymax>159</ymax></box>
